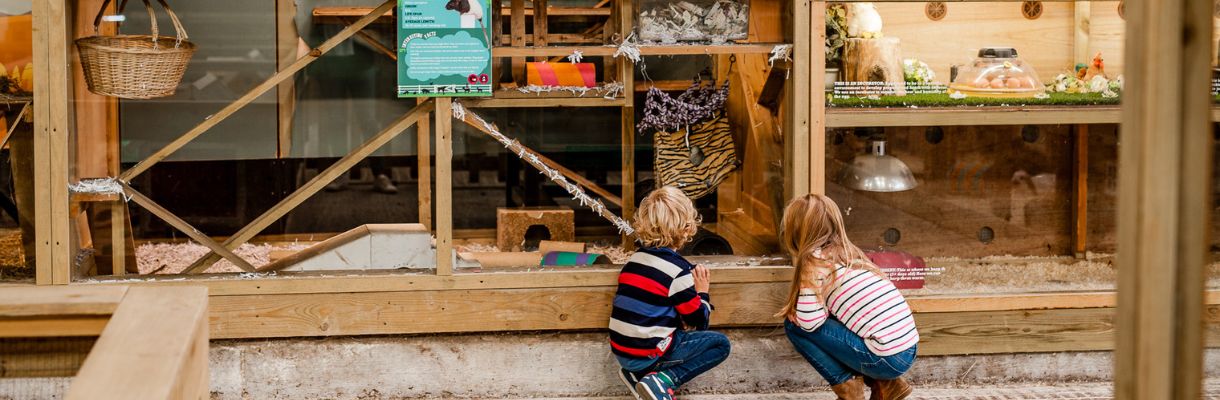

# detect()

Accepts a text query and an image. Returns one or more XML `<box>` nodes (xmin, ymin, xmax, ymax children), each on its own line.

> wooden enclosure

<box><xmin>18</xmin><ymin>3</ymin><xmax>1219</xmax><ymax>395</ymax></box>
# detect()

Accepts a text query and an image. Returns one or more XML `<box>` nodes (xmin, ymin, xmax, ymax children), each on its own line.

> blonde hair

<box><xmin>633</xmin><ymin>186</ymin><xmax>700</xmax><ymax>249</ymax></box>
<box><xmin>776</xmin><ymin>194</ymin><xmax>883</xmax><ymax>318</ymax></box>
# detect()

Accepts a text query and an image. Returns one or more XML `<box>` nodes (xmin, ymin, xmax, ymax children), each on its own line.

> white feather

<box><xmin>846</xmin><ymin>3</ymin><xmax>883</xmax><ymax>38</ymax></box>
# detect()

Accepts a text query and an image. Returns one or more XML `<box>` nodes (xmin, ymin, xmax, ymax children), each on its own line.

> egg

<box><xmin>989</xmin><ymin>78</ymin><xmax>1006</xmax><ymax>89</ymax></box>
<box><xmin>1006</xmin><ymin>78</ymin><xmax>1023</xmax><ymax>89</ymax></box>
<box><xmin>973</xmin><ymin>77</ymin><xmax>990</xmax><ymax>88</ymax></box>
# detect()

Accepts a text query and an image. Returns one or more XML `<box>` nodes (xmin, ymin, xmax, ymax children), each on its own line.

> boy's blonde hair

<box><xmin>633</xmin><ymin>186</ymin><xmax>700</xmax><ymax>249</ymax></box>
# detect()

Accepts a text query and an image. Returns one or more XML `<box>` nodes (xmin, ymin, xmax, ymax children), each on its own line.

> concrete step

<box><xmin>524</xmin><ymin>380</ymin><xmax>1220</xmax><ymax>400</ymax></box>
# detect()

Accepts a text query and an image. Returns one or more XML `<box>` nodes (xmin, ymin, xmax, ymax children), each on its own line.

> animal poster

<box><xmin>397</xmin><ymin>0</ymin><xmax>493</xmax><ymax>98</ymax></box>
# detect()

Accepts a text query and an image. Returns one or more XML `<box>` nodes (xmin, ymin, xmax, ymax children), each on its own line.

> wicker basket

<box><xmin>76</xmin><ymin>0</ymin><xmax>196</xmax><ymax>99</ymax></box>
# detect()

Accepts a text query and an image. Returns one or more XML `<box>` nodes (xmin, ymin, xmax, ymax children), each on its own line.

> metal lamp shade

<box><xmin>838</xmin><ymin>141</ymin><xmax>917</xmax><ymax>192</ymax></box>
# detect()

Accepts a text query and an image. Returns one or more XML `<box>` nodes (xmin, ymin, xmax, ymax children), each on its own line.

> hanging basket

<box><xmin>76</xmin><ymin>0</ymin><xmax>196</xmax><ymax>99</ymax></box>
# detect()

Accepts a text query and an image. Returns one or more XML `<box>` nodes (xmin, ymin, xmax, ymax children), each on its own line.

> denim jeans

<box><xmin>784</xmin><ymin>319</ymin><xmax>917</xmax><ymax>385</ymax></box>
<box><xmin>618</xmin><ymin>330</ymin><xmax>732</xmax><ymax>387</ymax></box>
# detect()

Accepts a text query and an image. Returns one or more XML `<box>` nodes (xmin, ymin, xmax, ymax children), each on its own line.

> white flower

<box><xmin>949</xmin><ymin>91</ymin><xmax>968</xmax><ymax>99</ymax></box>
<box><xmin>1088</xmin><ymin>75</ymin><xmax>1109</xmax><ymax>93</ymax></box>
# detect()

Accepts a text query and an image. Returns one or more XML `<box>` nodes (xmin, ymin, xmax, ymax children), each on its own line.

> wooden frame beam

<box><xmin>1114</xmin><ymin>0</ymin><xmax>1213</xmax><ymax>395</ymax></box>
<box><xmin>184</xmin><ymin>101</ymin><xmax>435</xmax><ymax>273</ymax></box>
<box><xmin>435</xmin><ymin>98</ymin><xmax>454</xmax><ymax>276</ymax></box>
<box><xmin>33</xmin><ymin>0</ymin><xmax>75</xmax><ymax>285</ymax></box>
<box><xmin>118</xmin><ymin>0</ymin><xmax>396</xmax><ymax>181</ymax></box>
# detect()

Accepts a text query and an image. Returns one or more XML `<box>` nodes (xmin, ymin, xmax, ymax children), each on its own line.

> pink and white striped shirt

<box><xmin>793</xmin><ymin>263</ymin><xmax>919</xmax><ymax>356</ymax></box>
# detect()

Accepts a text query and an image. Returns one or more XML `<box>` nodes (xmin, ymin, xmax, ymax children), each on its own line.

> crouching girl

<box><xmin>777</xmin><ymin>194</ymin><xmax>918</xmax><ymax>400</ymax></box>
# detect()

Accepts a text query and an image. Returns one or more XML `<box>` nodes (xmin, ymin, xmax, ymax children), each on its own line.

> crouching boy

<box><xmin>609</xmin><ymin>187</ymin><xmax>731</xmax><ymax>400</ymax></box>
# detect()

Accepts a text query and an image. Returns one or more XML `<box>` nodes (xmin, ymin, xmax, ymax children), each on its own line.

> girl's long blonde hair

<box><xmin>776</xmin><ymin>194</ymin><xmax>883</xmax><ymax>318</ymax></box>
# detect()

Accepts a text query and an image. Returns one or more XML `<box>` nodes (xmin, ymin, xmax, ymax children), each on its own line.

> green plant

<box><xmin>825</xmin><ymin>4</ymin><xmax>848</xmax><ymax>69</ymax></box>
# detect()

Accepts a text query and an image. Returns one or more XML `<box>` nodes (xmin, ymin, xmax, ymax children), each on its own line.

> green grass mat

<box><xmin>828</xmin><ymin>92</ymin><xmax>1122</xmax><ymax>108</ymax></box>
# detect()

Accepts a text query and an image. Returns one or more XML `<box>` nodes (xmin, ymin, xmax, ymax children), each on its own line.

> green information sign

<box><xmin>397</xmin><ymin>0</ymin><xmax>493</xmax><ymax>97</ymax></box>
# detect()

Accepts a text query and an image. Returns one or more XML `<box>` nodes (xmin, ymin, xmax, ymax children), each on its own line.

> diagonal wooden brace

<box><xmin>183</xmin><ymin>100</ymin><xmax>436</xmax><ymax>274</ymax></box>
<box><xmin>119</xmin><ymin>182</ymin><xmax>257</xmax><ymax>273</ymax></box>
<box><xmin>118</xmin><ymin>0</ymin><xmax>396</xmax><ymax>182</ymax></box>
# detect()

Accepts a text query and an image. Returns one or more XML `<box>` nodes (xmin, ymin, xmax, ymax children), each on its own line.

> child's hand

<box><xmin>693</xmin><ymin>265</ymin><xmax>711</xmax><ymax>293</ymax></box>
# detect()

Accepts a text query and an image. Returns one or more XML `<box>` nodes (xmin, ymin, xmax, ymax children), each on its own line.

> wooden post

<box><xmin>33</xmin><ymin>0</ymin><xmax>75</xmax><ymax>285</ymax></box>
<box><xmin>418</xmin><ymin>98</ymin><xmax>433</xmax><ymax>231</ymax></box>
<box><xmin>1114</xmin><ymin>0</ymin><xmax>1212</xmax><ymax>395</ymax></box>
<box><xmin>532</xmin><ymin>0</ymin><xmax>549</xmax><ymax>60</ymax></box>
<box><xmin>110</xmin><ymin>202</ymin><xmax>125</xmax><ymax>276</ymax></box>
<box><xmin>1072</xmin><ymin>124</ymin><xmax>1088</xmax><ymax>258</ymax></box>
<box><xmin>435</xmin><ymin>97</ymin><xmax>454</xmax><ymax>276</ymax></box>
<box><xmin>510</xmin><ymin>0</ymin><xmax>526</xmax><ymax>86</ymax></box>
<box><xmin>787</xmin><ymin>0</ymin><xmax>817</xmax><ymax>198</ymax></box>
<box><xmin>276</xmin><ymin>0</ymin><xmax>299</xmax><ymax>158</ymax></box>
<box><xmin>619</xmin><ymin>0</ymin><xmax>636</xmax><ymax>249</ymax></box>
<box><xmin>1073</xmin><ymin>1</ymin><xmax>1091</xmax><ymax>65</ymax></box>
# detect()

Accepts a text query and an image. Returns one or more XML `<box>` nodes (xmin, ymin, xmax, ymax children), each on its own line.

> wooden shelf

<box><xmin>826</xmin><ymin>105</ymin><xmax>1123</xmax><ymax>128</ymax></box>
<box><xmin>312</xmin><ymin>6</ymin><xmax>608</xmax><ymax>23</ymax></box>
<box><xmin>493</xmin><ymin>43</ymin><xmax>785</xmax><ymax>58</ymax></box>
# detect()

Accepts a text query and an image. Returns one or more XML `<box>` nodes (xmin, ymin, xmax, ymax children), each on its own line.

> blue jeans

<box><xmin>784</xmin><ymin>319</ymin><xmax>916</xmax><ymax>385</ymax></box>
<box><xmin>617</xmin><ymin>330</ymin><xmax>732</xmax><ymax>387</ymax></box>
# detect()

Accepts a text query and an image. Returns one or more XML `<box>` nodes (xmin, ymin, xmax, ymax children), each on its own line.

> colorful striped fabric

<box><xmin>527</xmin><ymin>62</ymin><xmax>597</xmax><ymax>87</ymax></box>
<box><xmin>794</xmin><ymin>263</ymin><xmax>919</xmax><ymax>356</ymax></box>
<box><xmin>540</xmin><ymin>251</ymin><xmax>610</xmax><ymax>266</ymax></box>
<box><xmin>609</xmin><ymin>247</ymin><xmax>712</xmax><ymax>360</ymax></box>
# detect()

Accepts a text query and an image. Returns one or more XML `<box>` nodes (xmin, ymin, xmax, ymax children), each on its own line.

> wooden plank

<box><xmin>491</xmin><ymin>44</ymin><xmax>783</xmax><ymax>58</ymax></box>
<box><xmin>916</xmin><ymin>307</ymin><xmax>1116</xmax><ymax>356</ymax></box>
<box><xmin>511</xmin><ymin>0</ymin><xmax>526</xmax><ymax>85</ymax></box>
<box><xmin>119</xmin><ymin>0</ymin><xmax>397</xmax><ymax>181</ymax></box>
<box><xmin>435</xmin><ymin>97</ymin><xmax>454</xmax><ymax>276</ymax></box>
<box><xmin>827</xmin><ymin>106</ymin><xmax>1123</xmax><ymax>128</ymax></box>
<box><xmin>0</xmin><ymin>286</ymin><xmax>127</xmax><ymax>317</ymax></box>
<box><xmin>1073</xmin><ymin>125</ymin><xmax>1088</xmax><ymax>257</ymax></box>
<box><xmin>503</xmin><ymin>6</ymin><xmax>608</xmax><ymax>16</ymax></box>
<box><xmin>73</xmin><ymin>0</ymin><xmax>118</xmax><ymax>178</ymax></box>
<box><xmin>807</xmin><ymin>0</ymin><xmax>824</xmax><ymax>195</ymax></box>
<box><xmin>0</xmin><ymin>317</ymin><xmax>111</xmax><ymax>338</ymax></box>
<box><xmin>78</xmin><ymin>266</ymin><xmax>794</xmax><ymax>296</ymax></box>
<box><xmin>33</xmin><ymin>0</ymin><xmax>74</xmax><ymax>285</ymax></box>
<box><xmin>122</xmin><ymin>184</ymin><xmax>258</xmax><ymax>273</ymax></box>
<box><xmin>350</xmin><ymin>22</ymin><xmax>398</xmax><ymax>60</ymax></box>
<box><xmin>454</xmin><ymin>115</ymin><xmax>623</xmax><ymax>207</ymax></box>
<box><xmin>66</xmin><ymin>287</ymin><xmax>209</xmax><ymax>400</ymax></box>
<box><xmin>1073</xmin><ymin>1</ymin><xmax>1091</xmax><ymax>64</ymax></box>
<box><xmin>498</xmin><ymin>33</ymin><xmax>603</xmax><ymax>46</ymax></box>
<box><xmin>417</xmin><ymin>98</ymin><xmax>432</xmax><ymax>231</ymax></box>
<box><xmin>1114</xmin><ymin>0</ymin><xmax>1212</xmax><ymax>395</ymax></box>
<box><xmin>309</xmin><ymin>6</ymin><xmax>608</xmax><ymax>20</ymax></box>
<box><xmin>183</xmin><ymin>101</ymin><xmax>435</xmax><ymax>273</ymax></box>
<box><xmin>276</xmin><ymin>0</ymin><xmax>297</xmax><ymax>158</ymax></box>
<box><xmin>533</xmin><ymin>0</ymin><xmax>549</xmax><ymax>63</ymax></box>
<box><xmin>465</xmin><ymin>97</ymin><xmax>627</xmax><ymax>108</ymax></box>
<box><xmin>620</xmin><ymin>106</ymin><xmax>635</xmax><ymax>248</ymax></box>
<box><xmin>110</xmin><ymin>202</ymin><xmax>126</xmax><ymax>276</ymax></box>
<box><xmin>787</xmin><ymin>0</ymin><xmax>813</xmax><ymax>198</ymax></box>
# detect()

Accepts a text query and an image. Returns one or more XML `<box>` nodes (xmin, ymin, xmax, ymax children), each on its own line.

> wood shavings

<box><xmin>513</xmin><ymin>82</ymin><xmax>624</xmax><ymax>99</ymax></box>
<box><xmin>566</xmin><ymin>50</ymin><xmax>583</xmax><ymax>63</ymax></box>
<box><xmin>135</xmin><ymin>242</ymin><xmax>308</xmax><ymax>274</ymax></box>
<box><xmin>612</xmin><ymin>33</ymin><xmax>643</xmax><ymax>63</ymax></box>
<box><xmin>638</xmin><ymin>0</ymin><xmax>749</xmax><ymax>43</ymax></box>
<box><xmin>68</xmin><ymin>178</ymin><xmax>128</xmax><ymax>200</ymax></box>
<box><xmin>768</xmin><ymin>44</ymin><xmax>793</xmax><ymax>67</ymax></box>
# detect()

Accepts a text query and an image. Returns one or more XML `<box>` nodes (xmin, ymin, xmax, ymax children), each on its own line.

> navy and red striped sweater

<box><xmin>609</xmin><ymin>247</ymin><xmax>712</xmax><ymax>360</ymax></box>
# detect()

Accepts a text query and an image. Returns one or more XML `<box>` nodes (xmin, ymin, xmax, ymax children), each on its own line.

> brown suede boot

<box><xmin>831</xmin><ymin>376</ymin><xmax>867</xmax><ymax>400</ymax></box>
<box><xmin>864</xmin><ymin>377</ymin><xmax>912</xmax><ymax>400</ymax></box>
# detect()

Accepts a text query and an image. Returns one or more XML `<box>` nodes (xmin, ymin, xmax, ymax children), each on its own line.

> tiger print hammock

<box><xmin>640</xmin><ymin>81</ymin><xmax>737</xmax><ymax>200</ymax></box>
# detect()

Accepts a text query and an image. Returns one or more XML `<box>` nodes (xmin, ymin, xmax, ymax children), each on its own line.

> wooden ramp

<box><xmin>259</xmin><ymin>224</ymin><xmax>435</xmax><ymax>272</ymax></box>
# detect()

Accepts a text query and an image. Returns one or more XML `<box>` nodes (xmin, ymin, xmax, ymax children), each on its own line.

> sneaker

<box><xmin>373</xmin><ymin>174</ymin><xmax>399</xmax><ymax>194</ymax></box>
<box><xmin>635</xmin><ymin>372</ymin><xmax>675</xmax><ymax>400</ymax></box>
<box><xmin>325</xmin><ymin>174</ymin><xmax>349</xmax><ymax>192</ymax></box>
<box><xmin>618</xmin><ymin>369</ymin><xmax>643</xmax><ymax>400</ymax></box>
